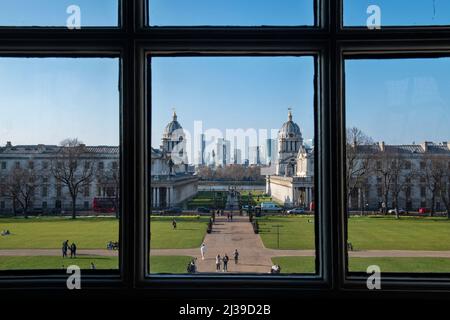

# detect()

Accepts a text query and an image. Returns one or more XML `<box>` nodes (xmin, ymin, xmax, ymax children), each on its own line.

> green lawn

<box><xmin>0</xmin><ymin>217</ymin><xmax>118</xmax><ymax>249</ymax></box>
<box><xmin>150</xmin><ymin>256</ymin><xmax>193</xmax><ymax>274</ymax></box>
<box><xmin>348</xmin><ymin>216</ymin><xmax>450</xmax><ymax>251</ymax></box>
<box><xmin>0</xmin><ymin>256</ymin><xmax>118</xmax><ymax>270</ymax></box>
<box><xmin>257</xmin><ymin>216</ymin><xmax>315</xmax><ymax>250</ymax></box>
<box><xmin>258</xmin><ymin>215</ymin><xmax>450</xmax><ymax>251</ymax></box>
<box><xmin>271</xmin><ymin>256</ymin><xmax>315</xmax><ymax>274</ymax></box>
<box><xmin>150</xmin><ymin>216</ymin><xmax>209</xmax><ymax>249</ymax></box>
<box><xmin>271</xmin><ymin>256</ymin><xmax>450</xmax><ymax>273</ymax></box>
<box><xmin>349</xmin><ymin>257</ymin><xmax>450</xmax><ymax>273</ymax></box>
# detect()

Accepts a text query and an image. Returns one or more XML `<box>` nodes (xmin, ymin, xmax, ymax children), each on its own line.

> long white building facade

<box><xmin>0</xmin><ymin>142</ymin><xmax>119</xmax><ymax>214</ymax></box>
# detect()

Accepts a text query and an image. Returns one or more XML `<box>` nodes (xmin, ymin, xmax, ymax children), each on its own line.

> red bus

<box><xmin>93</xmin><ymin>197</ymin><xmax>116</xmax><ymax>213</ymax></box>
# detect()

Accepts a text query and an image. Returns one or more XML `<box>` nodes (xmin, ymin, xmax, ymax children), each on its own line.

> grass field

<box><xmin>0</xmin><ymin>255</ymin><xmax>192</xmax><ymax>272</ymax></box>
<box><xmin>150</xmin><ymin>216</ymin><xmax>209</xmax><ymax>249</ymax></box>
<box><xmin>0</xmin><ymin>256</ymin><xmax>118</xmax><ymax>270</ymax></box>
<box><xmin>150</xmin><ymin>256</ymin><xmax>193</xmax><ymax>274</ymax></box>
<box><xmin>0</xmin><ymin>217</ymin><xmax>118</xmax><ymax>249</ymax></box>
<box><xmin>348</xmin><ymin>216</ymin><xmax>450</xmax><ymax>251</ymax></box>
<box><xmin>257</xmin><ymin>216</ymin><xmax>315</xmax><ymax>250</ymax></box>
<box><xmin>271</xmin><ymin>256</ymin><xmax>315</xmax><ymax>274</ymax></box>
<box><xmin>258</xmin><ymin>215</ymin><xmax>450</xmax><ymax>251</ymax></box>
<box><xmin>271</xmin><ymin>256</ymin><xmax>450</xmax><ymax>273</ymax></box>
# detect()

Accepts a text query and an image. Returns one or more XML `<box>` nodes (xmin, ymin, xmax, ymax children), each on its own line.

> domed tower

<box><xmin>277</xmin><ymin>109</ymin><xmax>303</xmax><ymax>176</ymax></box>
<box><xmin>161</xmin><ymin>111</ymin><xmax>187</xmax><ymax>164</ymax></box>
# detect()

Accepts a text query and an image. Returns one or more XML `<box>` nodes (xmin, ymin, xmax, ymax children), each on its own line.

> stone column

<box><xmin>166</xmin><ymin>187</ymin><xmax>172</xmax><ymax>207</ymax></box>
<box><xmin>156</xmin><ymin>188</ymin><xmax>160</xmax><ymax>208</ymax></box>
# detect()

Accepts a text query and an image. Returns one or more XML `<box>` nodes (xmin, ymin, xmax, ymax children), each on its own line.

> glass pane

<box><xmin>149</xmin><ymin>0</ymin><xmax>314</xmax><ymax>26</ymax></box>
<box><xmin>344</xmin><ymin>0</ymin><xmax>450</xmax><ymax>27</ymax></box>
<box><xmin>345</xmin><ymin>58</ymin><xmax>450</xmax><ymax>273</ymax></box>
<box><xmin>150</xmin><ymin>56</ymin><xmax>317</xmax><ymax>275</ymax></box>
<box><xmin>0</xmin><ymin>0</ymin><xmax>118</xmax><ymax>27</ymax></box>
<box><xmin>0</xmin><ymin>58</ymin><xmax>120</xmax><ymax>271</ymax></box>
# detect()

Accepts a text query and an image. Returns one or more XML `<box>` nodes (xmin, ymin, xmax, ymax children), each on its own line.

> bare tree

<box><xmin>388</xmin><ymin>156</ymin><xmax>417</xmax><ymax>219</ymax></box>
<box><xmin>422</xmin><ymin>156</ymin><xmax>447</xmax><ymax>216</ymax></box>
<box><xmin>346</xmin><ymin>127</ymin><xmax>373</xmax><ymax>210</ymax></box>
<box><xmin>0</xmin><ymin>164</ymin><xmax>38</xmax><ymax>218</ymax></box>
<box><xmin>440</xmin><ymin>175</ymin><xmax>450</xmax><ymax>219</ymax></box>
<box><xmin>51</xmin><ymin>138</ymin><xmax>95</xmax><ymax>219</ymax></box>
<box><xmin>373</xmin><ymin>150</ymin><xmax>400</xmax><ymax>215</ymax></box>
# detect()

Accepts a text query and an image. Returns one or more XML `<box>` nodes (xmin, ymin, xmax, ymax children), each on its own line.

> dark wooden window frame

<box><xmin>0</xmin><ymin>0</ymin><xmax>448</xmax><ymax>299</ymax></box>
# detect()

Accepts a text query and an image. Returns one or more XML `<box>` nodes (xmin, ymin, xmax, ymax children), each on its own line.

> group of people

<box><xmin>271</xmin><ymin>264</ymin><xmax>282</xmax><ymax>274</ymax></box>
<box><xmin>1</xmin><ymin>229</ymin><xmax>11</xmax><ymax>236</ymax></box>
<box><xmin>62</xmin><ymin>240</ymin><xmax>77</xmax><ymax>258</ymax></box>
<box><xmin>215</xmin><ymin>249</ymin><xmax>239</xmax><ymax>272</ymax></box>
<box><xmin>199</xmin><ymin>243</ymin><xmax>240</xmax><ymax>272</ymax></box>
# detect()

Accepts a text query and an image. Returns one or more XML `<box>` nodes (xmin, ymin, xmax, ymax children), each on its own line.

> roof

<box><xmin>0</xmin><ymin>144</ymin><xmax>119</xmax><ymax>156</ymax></box>
<box><xmin>279</xmin><ymin>111</ymin><xmax>302</xmax><ymax>138</ymax></box>
<box><xmin>164</xmin><ymin>111</ymin><xmax>183</xmax><ymax>136</ymax></box>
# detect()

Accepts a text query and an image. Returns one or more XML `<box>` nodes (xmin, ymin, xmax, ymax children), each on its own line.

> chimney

<box><xmin>5</xmin><ymin>141</ymin><xmax>12</xmax><ymax>148</ymax></box>
<box><xmin>378</xmin><ymin>141</ymin><xmax>385</xmax><ymax>152</ymax></box>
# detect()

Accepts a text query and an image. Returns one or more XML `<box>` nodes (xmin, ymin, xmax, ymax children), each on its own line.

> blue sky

<box><xmin>345</xmin><ymin>0</ymin><xmax>450</xmax><ymax>26</ymax></box>
<box><xmin>149</xmin><ymin>0</ymin><xmax>313</xmax><ymax>26</ymax></box>
<box><xmin>0</xmin><ymin>3</ymin><xmax>450</xmax><ymax>149</ymax></box>
<box><xmin>346</xmin><ymin>59</ymin><xmax>450</xmax><ymax>144</ymax></box>
<box><xmin>151</xmin><ymin>57</ymin><xmax>315</xmax><ymax>148</ymax></box>
<box><xmin>0</xmin><ymin>0</ymin><xmax>118</xmax><ymax>26</ymax></box>
<box><xmin>0</xmin><ymin>58</ymin><xmax>120</xmax><ymax>146</ymax></box>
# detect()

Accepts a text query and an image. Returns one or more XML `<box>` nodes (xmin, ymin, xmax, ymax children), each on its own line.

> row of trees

<box><xmin>346</xmin><ymin>128</ymin><xmax>450</xmax><ymax>218</ymax></box>
<box><xmin>0</xmin><ymin>139</ymin><xmax>119</xmax><ymax>219</ymax></box>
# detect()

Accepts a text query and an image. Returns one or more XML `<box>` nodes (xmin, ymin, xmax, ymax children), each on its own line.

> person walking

<box><xmin>215</xmin><ymin>254</ymin><xmax>221</xmax><ymax>272</ymax></box>
<box><xmin>172</xmin><ymin>218</ymin><xmax>177</xmax><ymax>230</ymax></box>
<box><xmin>234</xmin><ymin>249</ymin><xmax>239</xmax><ymax>264</ymax></box>
<box><xmin>200</xmin><ymin>243</ymin><xmax>207</xmax><ymax>260</ymax></box>
<box><xmin>70</xmin><ymin>242</ymin><xmax>77</xmax><ymax>258</ymax></box>
<box><xmin>222</xmin><ymin>254</ymin><xmax>229</xmax><ymax>272</ymax></box>
<box><xmin>62</xmin><ymin>240</ymin><xmax>69</xmax><ymax>258</ymax></box>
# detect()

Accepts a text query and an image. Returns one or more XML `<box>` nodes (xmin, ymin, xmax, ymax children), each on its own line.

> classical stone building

<box><xmin>348</xmin><ymin>141</ymin><xmax>450</xmax><ymax>212</ymax></box>
<box><xmin>0</xmin><ymin>142</ymin><xmax>119</xmax><ymax>214</ymax></box>
<box><xmin>265</xmin><ymin>111</ymin><xmax>315</xmax><ymax>208</ymax></box>
<box><xmin>150</xmin><ymin>111</ymin><xmax>198</xmax><ymax>208</ymax></box>
<box><xmin>264</xmin><ymin>110</ymin><xmax>450</xmax><ymax>212</ymax></box>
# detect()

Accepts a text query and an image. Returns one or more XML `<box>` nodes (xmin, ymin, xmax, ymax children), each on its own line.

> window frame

<box><xmin>0</xmin><ymin>0</ymin><xmax>448</xmax><ymax>298</ymax></box>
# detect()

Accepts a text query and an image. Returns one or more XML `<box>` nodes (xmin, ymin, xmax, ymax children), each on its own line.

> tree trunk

<box><xmin>447</xmin><ymin>209</ymin><xmax>450</xmax><ymax>219</ymax></box>
<box><xmin>71</xmin><ymin>196</ymin><xmax>77</xmax><ymax>219</ymax></box>
<box><xmin>431</xmin><ymin>195</ymin><xmax>435</xmax><ymax>217</ymax></box>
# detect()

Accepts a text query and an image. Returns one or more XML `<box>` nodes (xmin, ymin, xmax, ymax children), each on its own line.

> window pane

<box><xmin>0</xmin><ymin>0</ymin><xmax>118</xmax><ymax>27</ymax></box>
<box><xmin>150</xmin><ymin>56</ymin><xmax>317</xmax><ymax>275</ymax></box>
<box><xmin>149</xmin><ymin>0</ymin><xmax>314</xmax><ymax>26</ymax></box>
<box><xmin>0</xmin><ymin>58</ymin><xmax>120</xmax><ymax>271</ymax></box>
<box><xmin>345</xmin><ymin>58</ymin><xmax>450</xmax><ymax>273</ymax></box>
<box><xmin>344</xmin><ymin>0</ymin><xmax>450</xmax><ymax>27</ymax></box>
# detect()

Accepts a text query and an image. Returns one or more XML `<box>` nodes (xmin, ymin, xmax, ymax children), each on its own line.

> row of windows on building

<box><xmin>0</xmin><ymin>160</ymin><xmax>118</xmax><ymax>171</ymax></box>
